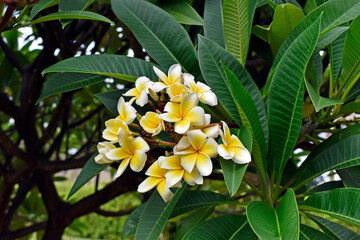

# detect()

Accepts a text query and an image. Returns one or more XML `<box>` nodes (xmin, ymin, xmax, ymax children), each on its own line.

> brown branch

<box><xmin>0</xmin><ymin>221</ymin><xmax>46</xmax><ymax>240</ymax></box>
<box><xmin>0</xmin><ymin>36</ymin><xmax>23</xmax><ymax>72</ymax></box>
<box><xmin>0</xmin><ymin>93</ymin><xmax>17</xmax><ymax>117</ymax></box>
<box><xmin>94</xmin><ymin>207</ymin><xmax>134</xmax><ymax>217</ymax></box>
<box><xmin>0</xmin><ymin>6</ymin><xmax>15</xmax><ymax>33</ymax></box>
<box><xmin>0</xmin><ymin>128</ymin><xmax>31</xmax><ymax>162</ymax></box>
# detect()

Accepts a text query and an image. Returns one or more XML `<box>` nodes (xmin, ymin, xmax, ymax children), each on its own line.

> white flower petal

<box><xmin>114</xmin><ymin>158</ymin><xmax>131</xmax><ymax>178</ymax></box>
<box><xmin>196</xmin><ymin>153</ymin><xmax>213</xmax><ymax>176</ymax></box>
<box><xmin>136</xmin><ymin>90</ymin><xmax>148</xmax><ymax>107</ymax></box>
<box><xmin>218</xmin><ymin>144</ymin><xmax>234</xmax><ymax>159</ymax></box>
<box><xmin>138</xmin><ymin>177</ymin><xmax>162</xmax><ymax>193</ymax></box>
<box><xmin>232</xmin><ymin>147</ymin><xmax>251</xmax><ymax>164</ymax></box>
<box><xmin>199</xmin><ymin>91</ymin><xmax>218</xmax><ymax>106</ymax></box>
<box><xmin>153</xmin><ymin>66</ymin><xmax>167</xmax><ymax>83</ymax></box>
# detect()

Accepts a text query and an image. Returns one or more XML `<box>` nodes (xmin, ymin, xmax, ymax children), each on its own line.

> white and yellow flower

<box><xmin>152</xmin><ymin>64</ymin><xmax>182</xmax><ymax>92</ymax></box>
<box><xmin>160</xmin><ymin>93</ymin><xmax>205</xmax><ymax>134</ymax></box>
<box><xmin>174</xmin><ymin>130</ymin><xmax>218</xmax><ymax>176</ymax></box>
<box><xmin>218</xmin><ymin>121</ymin><xmax>251</xmax><ymax>164</ymax></box>
<box><xmin>123</xmin><ymin>76</ymin><xmax>153</xmax><ymax>107</ymax></box>
<box><xmin>116</xmin><ymin>97</ymin><xmax>137</xmax><ymax>124</ymax></box>
<box><xmin>102</xmin><ymin>118</ymin><xmax>132</xmax><ymax>142</ymax></box>
<box><xmin>189</xmin><ymin>114</ymin><xmax>220</xmax><ymax>138</ymax></box>
<box><xmin>95</xmin><ymin>142</ymin><xmax>116</xmax><ymax>164</ymax></box>
<box><xmin>137</xmin><ymin>160</ymin><xmax>176</xmax><ymax>202</ymax></box>
<box><xmin>105</xmin><ymin>135</ymin><xmax>150</xmax><ymax>178</ymax></box>
<box><xmin>183</xmin><ymin>73</ymin><xmax>217</xmax><ymax>106</ymax></box>
<box><xmin>140</xmin><ymin>112</ymin><xmax>164</xmax><ymax>136</ymax></box>
<box><xmin>167</xmin><ymin>83</ymin><xmax>188</xmax><ymax>103</ymax></box>
<box><xmin>158</xmin><ymin>155</ymin><xmax>203</xmax><ymax>187</ymax></box>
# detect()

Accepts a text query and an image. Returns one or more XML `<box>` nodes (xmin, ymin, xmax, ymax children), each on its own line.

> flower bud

<box><xmin>148</xmin><ymin>88</ymin><xmax>159</xmax><ymax>101</ymax></box>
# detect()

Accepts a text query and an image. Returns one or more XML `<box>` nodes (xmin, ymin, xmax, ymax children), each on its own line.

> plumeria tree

<box><xmin>1</xmin><ymin>0</ymin><xmax>360</xmax><ymax>239</ymax></box>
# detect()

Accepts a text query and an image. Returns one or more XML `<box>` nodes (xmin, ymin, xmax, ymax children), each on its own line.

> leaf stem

<box><xmin>243</xmin><ymin>177</ymin><xmax>262</xmax><ymax>198</ymax></box>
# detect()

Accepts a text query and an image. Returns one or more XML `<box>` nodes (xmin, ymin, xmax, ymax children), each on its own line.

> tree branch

<box><xmin>0</xmin><ymin>36</ymin><xmax>23</xmax><ymax>72</ymax></box>
<box><xmin>94</xmin><ymin>207</ymin><xmax>134</xmax><ymax>217</ymax></box>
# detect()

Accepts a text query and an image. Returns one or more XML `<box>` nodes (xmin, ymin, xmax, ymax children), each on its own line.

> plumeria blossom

<box><xmin>102</xmin><ymin>118</ymin><xmax>132</xmax><ymax>142</ymax></box>
<box><xmin>95</xmin><ymin>142</ymin><xmax>116</xmax><ymax>164</ymax></box>
<box><xmin>105</xmin><ymin>135</ymin><xmax>150</xmax><ymax>178</ymax></box>
<box><xmin>183</xmin><ymin>73</ymin><xmax>218</xmax><ymax>106</ymax></box>
<box><xmin>123</xmin><ymin>76</ymin><xmax>153</xmax><ymax>107</ymax></box>
<box><xmin>139</xmin><ymin>112</ymin><xmax>164</xmax><ymax>136</ymax></box>
<box><xmin>218</xmin><ymin>121</ymin><xmax>251</xmax><ymax>164</ymax></box>
<box><xmin>174</xmin><ymin>130</ymin><xmax>218</xmax><ymax>176</ymax></box>
<box><xmin>189</xmin><ymin>114</ymin><xmax>220</xmax><ymax>138</ymax></box>
<box><xmin>138</xmin><ymin>160</ymin><xmax>179</xmax><ymax>202</ymax></box>
<box><xmin>167</xmin><ymin>83</ymin><xmax>188</xmax><ymax>103</ymax></box>
<box><xmin>160</xmin><ymin>93</ymin><xmax>205</xmax><ymax>134</ymax></box>
<box><xmin>158</xmin><ymin>155</ymin><xmax>203</xmax><ymax>187</ymax></box>
<box><xmin>152</xmin><ymin>64</ymin><xmax>182</xmax><ymax>92</ymax></box>
<box><xmin>116</xmin><ymin>97</ymin><xmax>137</xmax><ymax>124</ymax></box>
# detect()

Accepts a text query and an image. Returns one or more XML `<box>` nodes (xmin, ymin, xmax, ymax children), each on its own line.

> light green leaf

<box><xmin>269</xmin><ymin>3</ymin><xmax>305</xmax><ymax>56</ymax></box>
<box><xmin>263</xmin><ymin>0</ymin><xmax>360</xmax><ymax>98</ymax></box>
<box><xmin>252</xmin><ymin>25</ymin><xmax>270</xmax><ymax>42</ymax></box>
<box><xmin>135</xmin><ymin>184</ymin><xmax>186</xmax><ymax>240</ymax></box>
<box><xmin>157</xmin><ymin>0</ymin><xmax>203</xmax><ymax>26</ymax></box>
<box><xmin>306</xmin><ymin>213</ymin><xmax>360</xmax><ymax>240</ymax></box>
<box><xmin>183</xmin><ymin>215</ymin><xmax>257</xmax><ymax>240</ymax></box>
<box><xmin>223</xmin><ymin>0</ymin><xmax>256</xmax><ymax>64</ymax></box>
<box><xmin>16</xmin><ymin>11</ymin><xmax>113</xmax><ymax>29</ymax></box>
<box><xmin>42</xmin><ymin>54</ymin><xmax>158</xmax><ymax>81</ymax></box>
<box><xmin>204</xmin><ymin>0</ymin><xmax>225</xmax><ymax>48</ymax></box>
<box><xmin>317</xmin><ymin>26</ymin><xmax>348</xmax><ymax>50</ymax></box>
<box><xmin>198</xmin><ymin>36</ymin><xmax>268</xmax><ymax>197</ymax></box>
<box><xmin>299</xmin><ymin>188</ymin><xmax>360</xmax><ymax>226</ymax></box>
<box><xmin>219</xmin><ymin>127</ymin><xmax>252</xmax><ymax>196</ymax></box>
<box><xmin>247</xmin><ymin>189</ymin><xmax>299</xmax><ymax>240</ymax></box>
<box><xmin>305</xmin><ymin>78</ymin><xmax>343</xmax><ymax>112</ymax></box>
<box><xmin>300</xmin><ymin>224</ymin><xmax>335</xmax><ymax>240</ymax></box>
<box><xmin>29</xmin><ymin>0</ymin><xmax>59</xmax><ymax>21</ymax></box>
<box><xmin>337</xmin><ymin>166</ymin><xmax>360</xmax><ymax>188</ymax></box>
<box><xmin>338</xmin><ymin>17</ymin><xmax>360</xmax><ymax>100</ymax></box>
<box><xmin>267</xmin><ymin>15</ymin><xmax>321</xmax><ymax>181</ymax></box>
<box><xmin>122</xmin><ymin>203</ymin><xmax>146</xmax><ymax>239</ymax></box>
<box><xmin>175</xmin><ymin>207</ymin><xmax>214</xmax><ymax>240</ymax></box>
<box><xmin>67</xmin><ymin>153</ymin><xmax>109</xmax><ymax>200</ymax></box>
<box><xmin>111</xmin><ymin>0</ymin><xmax>200</xmax><ymax>78</ymax></box>
<box><xmin>295</xmin><ymin>124</ymin><xmax>360</xmax><ymax>188</ymax></box>
<box><xmin>38</xmin><ymin>73</ymin><xmax>105</xmax><ymax>102</ymax></box>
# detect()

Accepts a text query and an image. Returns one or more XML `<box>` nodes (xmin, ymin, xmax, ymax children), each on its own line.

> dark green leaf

<box><xmin>317</xmin><ymin>26</ymin><xmax>348</xmax><ymax>50</ymax></box>
<box><xmin>299</xmin><ymin>188</ymin><xmax>360</xmax><ymax>226</ymax></box>
<box><xmin>329</xmin><ymin>28</ymin><xmax>347</xmax><ymax>85</ymax></box>
<box><xmin>183</xmin><ymin>215</ymin><xmax>257</xmax><ymax>240</ymax></box>
<box><xmin>337</xmin><ymin>102</ymin><xmax>360</xmax><ymax>116</ymax></box>
<box><xmin>29</xmin><ymin>0</ymin><xmax>59</xmax><ymax>21</ymax></box>
<box><xmin>337</xmin><ymin>166</ymin><xmax>360</xmax><ymax>188</ymax></box>
<box><xmin>204</xmin><ymin>0</ymin><xmax>225</xmax><ymax>48</ymax></box>
<box><xmin>300</xmin><ymin>224</ymin><xmax>335</xmax><ymax>240</ymax></box>
<box><xmin>67</xmin><ymin>153</ymin><xmax>109</xmax><ymax>200</ymax></box>
<box><xmin>122</xmin><ymin>203</ymin><xmax>146</xmax><ymax>239</ymax></box>
<box><xmin>38</xmin><ymin>73</ymin><xmax>105</xmax><ymax>102</ymax></box>
<box><xmin>267</xmin><ymin>15</ymin><xmax>321</xmax><ymax>181</ymax></box>
<box><xmin>96</xmin><ymin>89</ymin><xmax>128</xmax><ymax>116</ymax></box>
<box><xmin>59</xmin><ymin>0</ymin><xmax>90</xmax><ymax>11</ymax></box>
<box><xmin>308</xmin><ymin>181</ymin><xmax>344</xmax><ymax>193</ymax></box>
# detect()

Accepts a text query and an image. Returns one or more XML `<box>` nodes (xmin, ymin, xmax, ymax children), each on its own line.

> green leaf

<box><xmin>219</xmin><ymin>127</ymin><xmax>252</xmax><ymax>196</ymax></box>
<box><xmin>157</xmin><ymin>0</ymin><xmax>203</xmax><ymax>26</ymax></box>
<box><xmin>96</xmin><ymin>89</ymin><xmax>128</xmax><ymax>115</ymax></box>
<box><xmin>59</xmin><ymin>0</ymin><xmax>91</xmax><ymax>11</ymax></box>
<box><xmin>29</xmin><ymin>0</ymin><xmax>59</xmax><ymax>21</ymax></box>
<box><xmin>183</xmin><ymin>215</ymin><xmax>257</xmax><ymax>240</ymax></box>
<box><xmin>111</xmin><ymin>0</ymin><xmax>200</xmax><ymax>78</ymax></box>
<box><xmin>338</xmin><ymin>17</ymin><xmax>360</xmax><ymax>100</ymax></box>
<box><xmin>204</xmin><ymin>0</ymin><xmax>225</xmax><ymax>48</ymax></box>
<box><xmin>317</xmin><ymin>26</ymin><xmax>348</xmax><ymax>50</ymax></box>
<box><xmin>299</xmin><ymin>224</ymin><xmax>335</xmax><ymax>240</ymax></box>
<box><xmin>38</xmin><ymin>73</ymin><xmax>105</xmax><ymax>102</ymax></box>
<box><xmin>306</xmin><ymin>213</ymin><xmax>360</xmax><ymax>240</ymax></box>
<box><xmin>175</xmin><ymin>207</ymin><xmax>214</xmax><ymax>240</ymax></box>
<box><xmin>122</xmin><ymin>203</ymin><xmax>146</xmax><ymax>239</ymax></box>
<box><xmin>269</xmin><ymin>3</ymin><xmax>305</xmax><ymax>56</ymax></box>
<box><xmin>329</xmin><ymin>29</ymin><xmax>347</xmax><ymax>89</ymax></box>
<box><xmin>337</xmin><ymin>166</ymin><xmax>360</xmax><ymax>188</ymax></box>
<box><xmin>42</xmin><ymin>54</ymin><xmax>158</xmax><ymax>81</ymax></box>
<box><xmin>299</xmin><ymin>188</ymin><xmax>360</xmax><ymax>226</ymax></box>
<box><xmin>135</xmin><ymin>184</ymin><xmax>186</xmax><ymax>240</ymax></box>
<box><xmin>67</xmin><ymin>153</ymin><xmax>109</xmax><ymax>200</ymax></box>
<box><xmin>223</xmin><ymin>0</ymin><xmax>256</xmax><ymax>64</ymax></box>
<box><xmin>247</xmin><ymin>189</ymin><xmax>299</xmax><ymax>240</ymax></box>
<box><xmin>16</xmin><ymin>11</ymin><xmax>113</xmax><ymax>29</ymax></box>
<box><xmin>308</xmin><ymin>181</ymin><xmax>344</xmax><ymax>193</ymax></box>
<box><xmin>295</xmin><ymin>124</ymin><xmax>360</xmax><ymax>188</ymax></box>
<box><xmin>305</xmin><ymin>78</ymin><xmax>343</xmax><ymax>112</ymax></box>
<box><xmin>267</xmin><ymin>15</ymin><xmax>321</xmax><ymax>181</ymax></box>
<box><xmin>198</xmin><ymin>37</ymin><xmax>268</xmax><ymax>196</ymax></box>
<box><xmin>252</xmin><ymin>25</ymin><xmax>270</xmax><ymax>42</ymax></box>
<box><xmin>337</xmin><ymin>102</ymin><xmax>360</xmax><ymax>116</ymax></box>
<box><xmin>263</xmin><ymin>0</ymin><xmax>360</xmax><ymax>98</ymax></box>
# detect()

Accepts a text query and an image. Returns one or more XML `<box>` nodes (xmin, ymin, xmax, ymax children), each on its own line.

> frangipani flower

<box><xmin>137</xmin><ymin>160</ymin><xmax>176</xmax><ymax>202</ymax></box>
<box><xmin>152</xmin><ymin>64</ymin><xmax>182</xmax><ymax>92</ymax></box>
<box><xmin>95</xmin><ymin>142</ymin><xmax>116</xmax><ymax>164</ymax></box>
<box><xmin>183</xmin><ymin>73</ymin><xmax>217</xmax><ymax>106</ymax></box>
<box><xmin>116</xmin><ymin>97</ymin><xmax>137</xmax><ymax>124</ymax></box>
<box><xmin>123</xmin><ymin>76</ymin><xmax>153</xmax><ymax>107</ymax></box>
<box><xmin>167</xmin><ymin>83</ymin><xmax>188</xmax><ymax>103</ymax></box>
<box><xmin>105</xmin><ymin>135</ymin><xmax>150</xmax><ymax>178</ymax></box>
<box><xmin>140</xmin><ymin>112</ymin><xmax>164</xmax><ymax>136</ymax></box>
<box><xmin>160</xmin><ymin>93</ymin><xmax>205</xmax><ymax>134</ymax></box>
<box><xmin>174</xmin><ymin>130</ymin><xmax>218</xmax><ymax>176</ymax></box>
<box><xmin>158</xmin><ymin>155</ymin><xmax>203</xmax><ymax>187</ymax></box>
<box><xmin>102</xmin><ymin>118</ymin><xmax>131</xmax><ymax>142</ymax></box>
<box><xmin>218</xmin><ymin>121</ymin><xmax>251</xmax><ymax>164</ymax></box>
<box><xmin>189</xmin><ymin>114</ymin><xmax>220</xmax><ymax>138</ymax></box>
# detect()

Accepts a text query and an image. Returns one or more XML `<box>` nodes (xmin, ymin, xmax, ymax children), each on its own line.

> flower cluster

<box><xmin>95</xmin><ymin>64</ymin><xmax>251</xmax><ymax>202</ymax></box>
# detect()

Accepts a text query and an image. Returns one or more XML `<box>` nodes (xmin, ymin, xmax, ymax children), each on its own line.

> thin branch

<box><xmin>0</xmin><ymin>93</ymin><xmax>18</xmax><ymax>117</ymax></box>
<box><xmin>0</xmin><ymin>36</ymin><xmax>23</xmax><ymax>72</ymax></box>
<box><xmin>94</xmin><ymin>207</ymin><xmax>134</xmax><ymax>217</ymax></box>
<box><xmin>0</xmin><ymin>221</ymin><xmax>47</xmax><ymax>240</ymax></box>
